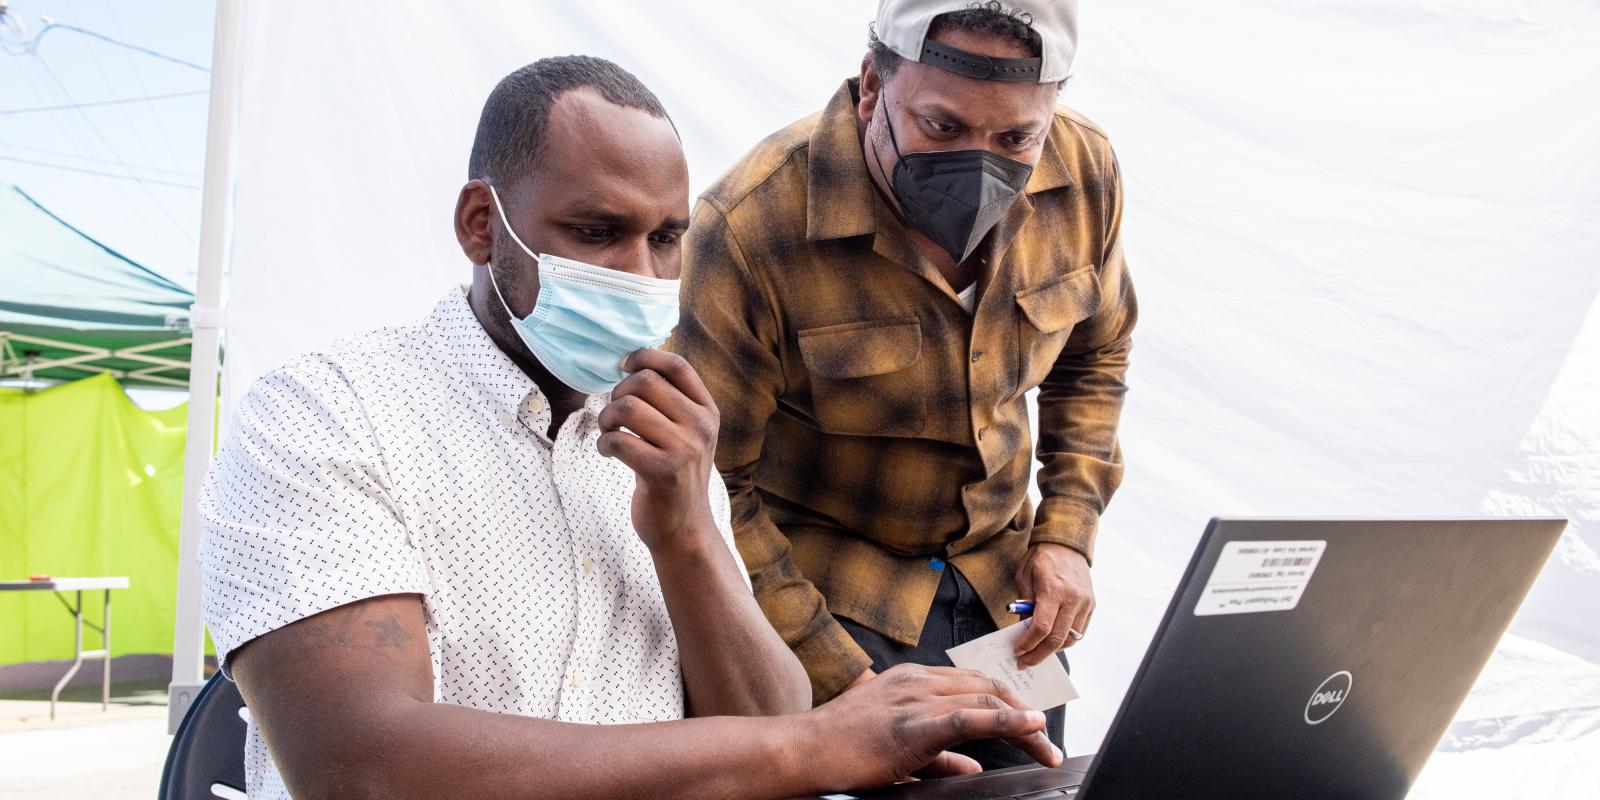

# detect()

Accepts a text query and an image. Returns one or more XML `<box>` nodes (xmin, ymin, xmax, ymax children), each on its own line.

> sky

<box><xmin>1</xmin><ymin>0</ymin><xmax>215</xmax><ymax>287</ymax></box>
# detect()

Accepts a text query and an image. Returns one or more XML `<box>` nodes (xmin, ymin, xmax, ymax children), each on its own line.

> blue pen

<box><xmin>1007</xmin><ymin>600</ymin><xmax>1034</xmax><ymax>614</ymax></box>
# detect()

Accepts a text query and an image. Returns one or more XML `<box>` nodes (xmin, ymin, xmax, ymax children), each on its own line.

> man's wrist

<box><xmin>844</xmin><ymin>667</ymin><xmax>875</xmax><ymax>692</ymax></box>
<box><xmin>1027</xmin><ymin>537</ymin><xmax>1093</xmax><ymax>566</ymax></box>
<box><xmin>641</xmin><ymin>515</ymin><xmax>723</xmax><ymax>561</ymax></box>
<box><xmin>1029</xmin><ymin>540</ymin><xmax>1087</xmax><ymax>559</ymax></box>
<box><xmin>766</xmin><ymin>710</ymin><xmax>828</xmax><ymax>796</ymax></box>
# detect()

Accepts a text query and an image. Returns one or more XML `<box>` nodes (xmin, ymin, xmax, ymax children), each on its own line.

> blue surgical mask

<box><xmin>485</xmin><ymin>184</ymin><xmax>681</xmax><ymax>395</ymax></box>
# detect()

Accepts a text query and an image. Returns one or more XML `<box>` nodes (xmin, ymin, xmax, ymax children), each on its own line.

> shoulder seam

<box><xmin>703</xmin><ymin>138</ymin><xmax>811</xmax><ymax>214</ymax></box>
<box><xmin>1054</xmin><ymin>108</ymin><xmax>1111</xmax><ymax>143</ymax></box>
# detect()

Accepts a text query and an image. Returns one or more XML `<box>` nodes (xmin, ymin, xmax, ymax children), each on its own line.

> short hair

<box><xmin>868</xmin><ymin>1</ymin><xmax>1063</xmax><ymax>90</ymax></box>
<box><xmin>467</xmin><ymin>55</ymin><xmax>669</xmax><ymax>184</ymax></box>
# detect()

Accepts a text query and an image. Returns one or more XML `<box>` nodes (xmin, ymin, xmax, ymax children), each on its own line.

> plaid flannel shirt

<box><xmin>670</xmin><ymin>79</ymin><xmax>1136</xmax><ymax>702</ymax></box>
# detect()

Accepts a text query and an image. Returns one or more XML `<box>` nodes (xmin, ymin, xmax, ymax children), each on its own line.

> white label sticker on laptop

<box><xmin>1193</xmin><ymin>540</ymin><xmax>1327</xmax><ymax>616</ymax></box>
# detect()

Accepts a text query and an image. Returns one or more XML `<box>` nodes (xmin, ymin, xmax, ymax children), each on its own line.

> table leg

<box><xmin>102</xmin><ymin>589</ymin><xmax>111</xmax><ymax>711</ymax></box>
<box><xmin>49</xmin><ymin>590</ymin><xmax>85</xmax><ymax>721</ymax></box>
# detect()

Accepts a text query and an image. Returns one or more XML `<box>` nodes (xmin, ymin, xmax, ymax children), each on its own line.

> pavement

<box><xmin>0</xmin><ymin>679</ymin><xmax>172</xmax><ymax>799</ymax></box>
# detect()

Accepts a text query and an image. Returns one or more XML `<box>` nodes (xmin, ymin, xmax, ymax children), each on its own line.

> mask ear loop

<box><xmin>868</xmin><ymin>87</ymin><xmax>907</xmax><ymax>187</ymax></box>
<box><xmin>482</xmin><ymin>183</ymin><xmax>531</xmax><ymax>324</ymax></box>
<box><xmin>484</xmin><ymin>255</ymin><xmax>522</xmax><ymax>324</ymax></box>
<box><xmin>487</xmin><ymin>183</ymin><xmax>542</xmax><ymax>261</ymax></box>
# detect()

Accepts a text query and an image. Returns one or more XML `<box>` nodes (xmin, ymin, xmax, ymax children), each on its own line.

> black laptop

<box><xmin>801</xmin><ymin>517</ymin><xmax>1566</xmax><ymax>800</ymax></box>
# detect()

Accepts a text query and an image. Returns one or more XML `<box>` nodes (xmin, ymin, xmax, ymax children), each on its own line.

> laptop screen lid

<box><xmin>1076</xmin><ymin>517</ymin><xmax>1565</xmax><ymax>800</ymax></box>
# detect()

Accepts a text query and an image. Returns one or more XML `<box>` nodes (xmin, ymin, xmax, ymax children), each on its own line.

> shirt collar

<box><xmin>433</xmin><ymin>286</ymin><xmax>612</xmax><ymax>427</ymax></box>
<box><xmin>433</xmin><ymin>285</ymin><xmax>543</xmax><ymax>421</ymax></box>
<box><xmin>805</xmin><ymin>78</ymin><xmax>1074</xmax><ymax>243</ymax></box>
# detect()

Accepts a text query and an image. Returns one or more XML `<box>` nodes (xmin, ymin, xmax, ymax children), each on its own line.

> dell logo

<box><xmin>1305</xmin><ymin>670</ymin><xmax>1353</xmax><ymax>725</ymax></box>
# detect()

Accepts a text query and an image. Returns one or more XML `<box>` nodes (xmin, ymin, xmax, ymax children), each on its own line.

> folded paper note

<box><xmin>946</xmin><ymin>621</ymin><xmax>1081</xmax><ymax>711</ymax></box>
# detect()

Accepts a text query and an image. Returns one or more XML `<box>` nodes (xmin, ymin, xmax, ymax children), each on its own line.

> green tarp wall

<box><xmin>1</xmin><ymin>373</ymin><xmax>210</xmax><ymax>664</ymax></box>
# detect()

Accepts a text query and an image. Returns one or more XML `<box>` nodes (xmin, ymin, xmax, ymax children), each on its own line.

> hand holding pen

<box><xmin>1009</xmin><ymin>600</ymin><xmax>1085</xmax><ymax>642</ymax></box>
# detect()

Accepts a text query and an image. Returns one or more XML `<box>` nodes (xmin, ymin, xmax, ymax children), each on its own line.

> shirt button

<box><xmin>970</xmin><ymin>351</ymin><xmax>983</xmax><ymax>363</ymax></box>
<box><xmin>929</xmin><ymin>557</ymin><xmax>945</xmax><ymax>572</ymax></box>
<box><xmin>978</xmin><ymin>426</ymin><xmax>988</xmax><ymax>441</ymax></box>
<box><xmin>570</xmin><ymin>670</ymin><xmax>585</xmax><ymax>688</ymax></box>
<box><xmin>581</xmin><ymin>555</ymin><xmax>594</xmax><ymax>575</ymax></box>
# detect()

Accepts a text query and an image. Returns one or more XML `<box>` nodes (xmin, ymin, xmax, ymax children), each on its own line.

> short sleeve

<box><xmin>198</xmin><ymin>356</ymin><xmax>431</xmax><ymax>670</ymax></box>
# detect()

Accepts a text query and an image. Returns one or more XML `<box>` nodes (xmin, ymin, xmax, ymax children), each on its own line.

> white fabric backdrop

<box><xmin>220</xmin><ymin>2</ymin><xmax>1600</xmax><ymax>795</ymax></box>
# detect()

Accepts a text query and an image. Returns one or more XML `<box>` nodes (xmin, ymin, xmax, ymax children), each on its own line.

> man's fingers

<box><xmin>912</xmin><ymin>750</ymin><xmax>982</xmax><ymax>780</ymax></box>
<box><xmin>1072</xmin><ymin>598</ymin><xmax>1094</xmax><ymax>640</ymax></box>
<box><xmin>611</xmin><ymin>365</ymin><xmax>704</xmax><ymax>427</ymax></box>
<box><xmin>905</xmin><ymin>667</ymin><xmax>1033</xmax><ymax>713</ymax></box>
<box><xmin>1018</xmin><ymin>596</ymin><xmax>1083</xmax><ymax>667</ymax></box>
<box><xmin>932</xmin><ymin>693</ymin><xmax>1017</xmax><ymax>714</ymax></box>
<box><xmin>596</xmin><ymin>394</ymin><xmax>679</xmax><ymax>452</ymax></box>
<box><xmin>1003</xmin><ymin>729</ymin><xmax>1064</xmax><ymax>769</ymax></box>
<box><xmin>595</xmin><ymin>428</ymin><xmax>666</xmax><ymax>474</ymax></box>
<box><xmin>916</xmin><ymin>707</ymin><xmax>1049</xmax><ymax>755</ymax></box>
<box><xmin>620</xmin><ymin>349</ymin><xmax>715</xmax><ymax>409</ymax></box>
<box><xmin>1013</xmin><ymin>593</ymin><xmax>1060</xmax><ymax>657</ymax></box>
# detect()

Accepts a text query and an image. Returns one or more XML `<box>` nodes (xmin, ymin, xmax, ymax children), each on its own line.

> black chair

<box><xmin>159</xmin><ymin>672</ymin><xmax>248</xmax><ymax>800</ymax></box>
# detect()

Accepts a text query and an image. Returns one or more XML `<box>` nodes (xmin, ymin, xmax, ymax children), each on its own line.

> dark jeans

<box><xmin>835</xmin><ymin>564</ymin><xmax>1067</xmax><ymax>770</ymax></box>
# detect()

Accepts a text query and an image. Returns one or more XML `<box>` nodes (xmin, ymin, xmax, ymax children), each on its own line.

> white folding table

<box><xmin>0</xmin><ymin>577</ymin><xmax>130</xmax><ymax>719</ymax></box>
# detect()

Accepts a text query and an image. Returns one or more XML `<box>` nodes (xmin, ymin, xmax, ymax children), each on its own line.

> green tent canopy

<box><xmin>0</xmin><ymin>183</ymin><xmax>195</xmax><ymax>388</ymax></box>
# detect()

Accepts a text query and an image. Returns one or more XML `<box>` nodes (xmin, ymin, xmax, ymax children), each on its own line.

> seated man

<box><xmin>199</xmin><ymin>56</ymin><xmax>1061</xmax><ymax>799</ymax></box>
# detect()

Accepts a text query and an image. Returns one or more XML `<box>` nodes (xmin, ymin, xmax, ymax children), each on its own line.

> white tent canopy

<box><xmin>174</xmin><ymin>2</ymin><xmax>1600</xmax><ymax>795</ymax></box>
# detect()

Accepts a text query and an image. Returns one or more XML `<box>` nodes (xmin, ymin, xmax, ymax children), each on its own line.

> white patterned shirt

<box><xmin>198</xmin><ymin>286</ymin><xmax>746</xmax><ymax>799</ymax></box>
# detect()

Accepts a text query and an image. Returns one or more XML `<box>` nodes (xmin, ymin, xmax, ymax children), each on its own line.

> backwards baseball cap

<box><xmin>873</xmin><ymin>0</ymin><xmax>1078</xmax><ymax>83</ymax></box>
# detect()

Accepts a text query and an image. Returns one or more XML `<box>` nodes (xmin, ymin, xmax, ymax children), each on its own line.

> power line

<box><xmin>100</xmin><ymin>0</ymin><xmax>185</xmax><ymax>174</ymax></box>
<box><xmin>31</xmin><ymin>53</ymin><xmax>198</xmax><ymax>240</ymax></box>
<box><xmin>0</xmin><ymin>139</ymin><xmax>200</xmax><ymax>177</ymax></box>
<box><xmin>0</xmin><ymin>153</ymin><xmax>201</xmax><ymax>189</ymax></box>
<box><xmin>0</xmin><ymin>89</ymin><xmax>206</xmax><ymax>115</ymax></box>
<box><xmin>31</xmin><ymin>21</ymin><xmax>208</xmax><ymax>72</ymax></box>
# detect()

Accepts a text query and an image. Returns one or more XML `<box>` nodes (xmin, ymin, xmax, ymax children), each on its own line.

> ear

<box><xmin>455</xmin><ymin>179</ymin><xmax>494</xmax><ymax>267</ymax></box>
<box><xmin>858</xmin><ymin>54</ymin><xmax>882</xmax><ymax>126</ymax></box>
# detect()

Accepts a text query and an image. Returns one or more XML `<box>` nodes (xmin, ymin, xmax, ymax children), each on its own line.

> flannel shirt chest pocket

<box><xmin>797</xmin><ymin>317</ymin><xmax>926</xmax><ymax>437</ymax></box>
<box><xmin>1014</xmin><ymin>264</ymin><xmax>1102</xmax><ymax>395</ymax></box>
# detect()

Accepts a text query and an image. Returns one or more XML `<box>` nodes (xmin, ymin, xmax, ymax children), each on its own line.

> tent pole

<box><xmin>168</xmin><ymin>0</ymin><xmax>243</xmax><ymax>734</ymax></box>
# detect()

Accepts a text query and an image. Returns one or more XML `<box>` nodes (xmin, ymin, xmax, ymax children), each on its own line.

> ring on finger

<box><xmin>1067</xmin><ymin>628</ymin><xmax>1085</xmax><ymax>641</ymax></box>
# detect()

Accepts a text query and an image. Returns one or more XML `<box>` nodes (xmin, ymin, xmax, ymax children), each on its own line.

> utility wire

<box><xmin>31</xmin><ymin>53</ymin><xmax>198</xmax><ymax>240</ymax></box>
<box><xmin>0</xmin><ymin>138</ymin><xmax>200</xmax><ymax>177</ymax></box>
<box><xmin>31</xmin><ymin>21</ymin><xmax>208</xmax><ymax>72</ymax></box>
<box><xmin>101</xmin><ymin>0</ymin><xmax>185</xmax><ymax>173</ymax></box>
<box><xmin>0</xmin><ymin>153</ymin><xmax>201</xmax><ymax>189</ymax></box>
<box><xmin>0</xmin><ymin>89</ymin><xmax>206</xmax><ymax>115</ymax></box>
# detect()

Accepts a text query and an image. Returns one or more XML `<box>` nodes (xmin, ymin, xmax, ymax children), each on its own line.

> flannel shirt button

<box><xmin>978</xmin><ymin>426</ymin><xmax>988</xmax><ymax>441</ymax></box>
<box><xmin>929</xmin><ymin>557</ymin><xmax>945</xmax><ymax>572</ymax></box>
<box><xmin>970</xmin><ymin>350</ymin><xmax>982</xmax><ymax>363</ymax></box>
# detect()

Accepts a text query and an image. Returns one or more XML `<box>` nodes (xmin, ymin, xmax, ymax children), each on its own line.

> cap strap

<box><xmin>919</xmin><ymin>40</ymin><xmax>1042</xmax><ymax>82</ymax></box>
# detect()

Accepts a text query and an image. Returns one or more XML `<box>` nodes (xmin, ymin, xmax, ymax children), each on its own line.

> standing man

<box><xmin>200</xmin><ymin>56</ymin><xmax>1060</xmax><ymax>798</ymax></box>
<box><xmin>673</xmin><ymin>0</ymin><xmax>1136</xmax><ymax>768</ymax></box>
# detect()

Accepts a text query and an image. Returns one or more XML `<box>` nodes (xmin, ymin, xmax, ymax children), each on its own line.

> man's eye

<box><xmin>574</xmin><ymin>227</ymin><xmax>612</xmax><ymax>240</ymax></box>
<box><xmin>924</xmin><ymin>118</ymin><xmax>957</xmax><ymax>135</ymax></box>
<box><xmin>650</xmin><ymin>233</ymin><xmax>681</xmax><ymax>247</ymax></box>
<box><xmin>1004</xmin><ymin>134</ymin><xmax>1036</xmax><ymax>148</ymax></box>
